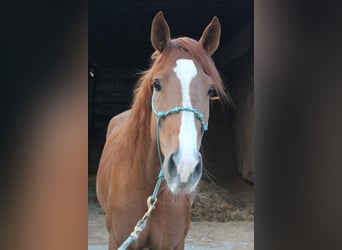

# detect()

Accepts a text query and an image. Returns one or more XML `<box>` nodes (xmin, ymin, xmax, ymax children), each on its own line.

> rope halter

<box><xmin>151</xmin><ymin>91</ymin><xmax>208</xmax><ymax>167</ymax></box>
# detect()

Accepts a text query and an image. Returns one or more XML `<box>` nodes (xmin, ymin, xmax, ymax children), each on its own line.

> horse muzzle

<box><xmin>164</xmin><ymin>152</ymin><xmax>202</xmax><ymax>194</ymax></box>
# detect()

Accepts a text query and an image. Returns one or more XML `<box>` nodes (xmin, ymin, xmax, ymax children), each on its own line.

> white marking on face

<box><xmin>173</xmin><ymin>59</ymin><xmax>199</xmax><ymax>183</ymax></box>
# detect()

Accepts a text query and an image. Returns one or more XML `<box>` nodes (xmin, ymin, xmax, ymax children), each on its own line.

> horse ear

<box><xmin>151</xmin><ymin>11</ymin><xmax>171</xmax><ymax>52</ymax></box>
<box><xmin>199</xmin><ymin>17</ymin><xmax>221</xmax><ymax>56</ymax></box>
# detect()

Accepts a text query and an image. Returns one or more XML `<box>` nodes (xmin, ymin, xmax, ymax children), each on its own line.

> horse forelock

<box><xmin>162</xmin><ymin>37</ymin><xmax>228</xmax><ymax>101</ymax></box>
<box><xmin>133</xmin><ymin>36</ymin><xmax>229</xmax><ymax>105</ymax></box>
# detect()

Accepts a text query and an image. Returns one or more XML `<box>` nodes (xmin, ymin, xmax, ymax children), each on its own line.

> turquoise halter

<box><xmin>118</xmin><ymin>91</ymin><xmax>208</xmax><ymax>250</ymax></box>
<box><xmin>152</xmin><ymin>91</ymin><xmax>208</xmax><ymax>167</ymax></box>
<box><xmin>150</xmin><ymin>91</ymin><xmax>208</xmax><ymax>200</ymax></box>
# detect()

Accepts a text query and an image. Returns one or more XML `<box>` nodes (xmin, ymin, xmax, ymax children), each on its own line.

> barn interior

<box><xmin>88</xmin><ymin>0</ymin><xmax>254</xmax><ymax>221</ymax></box>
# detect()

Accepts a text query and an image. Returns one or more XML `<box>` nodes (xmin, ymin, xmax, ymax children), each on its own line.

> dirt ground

<box><xmin>88</xmin><ymin>175</ymin><xmax>254</xmax><ymax>249</ymax></box>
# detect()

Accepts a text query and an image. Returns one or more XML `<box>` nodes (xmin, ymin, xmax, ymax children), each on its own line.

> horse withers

<box><xmin>96</xmin><ymin>11</ymin><xmax>227</xmax><ymax>250</ymax></box>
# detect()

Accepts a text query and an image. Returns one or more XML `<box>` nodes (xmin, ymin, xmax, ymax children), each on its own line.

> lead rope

<box><xmin>117</xmin><ymin>92</ymin><xmax>208</xmax><ymax>250</ymax></box>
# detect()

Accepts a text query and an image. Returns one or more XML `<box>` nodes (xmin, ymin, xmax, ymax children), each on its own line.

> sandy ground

<box><xmin>88</xmin><ymin>176</ymin><xmax>254</xmax><ymax>249</ymax></box>
<box><xmin>88</xmin><ymin>202</ymin><xmax>253</xmax><ymax>249</ymax></box>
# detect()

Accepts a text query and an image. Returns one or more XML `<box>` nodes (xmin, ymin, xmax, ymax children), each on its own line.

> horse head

<box><xmin>149</xmin><ymin>12</ymin><xmax>224</xmax><ymax>194</ymax></box>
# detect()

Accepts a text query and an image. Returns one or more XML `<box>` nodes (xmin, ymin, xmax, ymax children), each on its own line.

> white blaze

<box><xmin>173</xmin><ymin>59</ymin><xmax>198</xmax><ymax>183</ymax></box>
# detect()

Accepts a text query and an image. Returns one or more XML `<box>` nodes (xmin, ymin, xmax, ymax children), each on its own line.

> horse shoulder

<box><xmin>97</xmin><ymin>110</ymin><xmax>131</xmax><ymax>208</ymax></box>
<box><xmin>106</xmin><ymin>109</ymin><xmax>131</xmax><ymax>140</ymax></box>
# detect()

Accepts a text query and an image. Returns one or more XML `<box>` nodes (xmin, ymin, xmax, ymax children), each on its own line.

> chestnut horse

<box><xmin>96</xmin><ymin>11</ymin><xmax>227</xmax><ymax>250</ymax></box>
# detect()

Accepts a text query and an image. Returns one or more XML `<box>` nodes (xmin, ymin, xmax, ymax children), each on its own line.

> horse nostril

<box><xmin>193</xmin><ymin>159</ymin><xmax>202</xmax><ymax>181</ymax></box>
<box><xmin>167</xmin><ymin>154</ymin><xmax>177</xmax><ymax>178</ymax></box>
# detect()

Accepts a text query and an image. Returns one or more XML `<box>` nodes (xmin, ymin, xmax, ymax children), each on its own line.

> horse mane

<box><xmin>116</xmin><ymin>37</ymin><xmax>229</xmax><ymax>169</ymax></box>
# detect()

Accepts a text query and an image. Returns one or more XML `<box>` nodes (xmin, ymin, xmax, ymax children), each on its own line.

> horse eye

<box><xmin>207</xmin><ymin>86</ymin><xmax>216</xmax><ymax>96</ymax></box>
<box><xmin>153</xmin><ymin>79</ymin><xmax>162</xmax><ymax>91</ymax></box>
